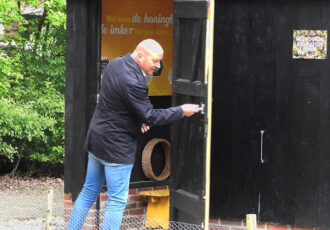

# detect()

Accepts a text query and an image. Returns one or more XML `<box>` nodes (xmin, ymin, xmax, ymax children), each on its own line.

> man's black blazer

<box><xmin>85</xmin><ymin>53</ymin><xmax>183</xmax><ymax>164</ymax></box>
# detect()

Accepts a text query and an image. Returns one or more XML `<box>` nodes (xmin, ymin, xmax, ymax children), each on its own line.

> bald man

<box><xmin>67</xmin><ymin>39</ymin><xmax>199</xmax><ymax>230</ymax></box>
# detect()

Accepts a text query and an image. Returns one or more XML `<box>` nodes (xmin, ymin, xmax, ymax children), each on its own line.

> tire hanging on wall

<box><xmin>142</xmin><ymin>138</ymin><xmax>171</xmax><ymax>181</ymax></box>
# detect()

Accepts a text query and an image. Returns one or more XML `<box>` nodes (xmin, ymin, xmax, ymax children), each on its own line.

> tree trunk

<box><xmin>10</xmin><ymin>156</ymin><xmax>21</xmax><ymax>177</ymax></box>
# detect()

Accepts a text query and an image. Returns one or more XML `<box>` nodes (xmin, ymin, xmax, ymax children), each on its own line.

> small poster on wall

<box><xmin>293</xmin><ymin>30</ymin><xmax>327</xmax><ymax>59</ymax></box>
<box><xmin>102</xmin><ymin>0</ymin><xmax>173</xmax><ymax>96</ymax></box>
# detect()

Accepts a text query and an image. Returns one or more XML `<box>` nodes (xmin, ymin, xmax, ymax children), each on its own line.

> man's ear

<box><xmin>137</xmin><ymin>52</ymin><xmax>143</xmax><ymax>59</ymax></box>
<box><xmin>134</xmin><ymin>52</ymin><xmax>141</xmax><ymax>62</ymax></box>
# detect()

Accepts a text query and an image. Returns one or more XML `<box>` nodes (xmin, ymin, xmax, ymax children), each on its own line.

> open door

<box><xmin>170</xmin><ymin>0</ymin><xmax>214</xmax><ymax>228</ymax></box>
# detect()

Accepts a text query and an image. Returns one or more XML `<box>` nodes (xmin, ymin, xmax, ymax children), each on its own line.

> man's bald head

<box><xmin>134</xmin><ymin>39</ymin><xmax>163</xmax><ymax>55</ymax></box>
<box><xmin>132</xmin><ymin>39</ymin><xmax>164</xmax><ymax>76</ymax></box>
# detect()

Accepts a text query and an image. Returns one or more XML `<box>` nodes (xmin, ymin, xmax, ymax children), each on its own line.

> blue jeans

<box><xmin>67</xmin><ymin>153</ymin><xmax>133</xmax><ymax>230</ymax></box>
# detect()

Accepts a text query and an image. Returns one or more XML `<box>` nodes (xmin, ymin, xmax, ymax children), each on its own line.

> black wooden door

<box><xmin>170</xmin><ymin>0</ymin><xmax>212</xmax><ymax>227</ymax></box>
<box><xmin>211</xmin><ymin>0</ymin><xmax>330</xmax><ymax>228</ymax></box>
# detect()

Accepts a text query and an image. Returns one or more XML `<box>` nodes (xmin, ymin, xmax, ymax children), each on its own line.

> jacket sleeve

<box><xmin>123</xmin><ymin>80</ymin><xmax>184</xmax><ymax>126</ymax></box>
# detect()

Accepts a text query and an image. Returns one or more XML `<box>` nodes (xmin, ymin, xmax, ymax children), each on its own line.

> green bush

<box><xmin>0</xmin><ymin>0</ymin><xmax>65</xmax><ymax>176</ymax></box>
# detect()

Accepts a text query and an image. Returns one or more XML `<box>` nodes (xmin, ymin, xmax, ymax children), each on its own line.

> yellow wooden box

<box><xmin>139</xmin><ymin>189</ymin><xmax>170</xmax><ymax>229</ymax></box>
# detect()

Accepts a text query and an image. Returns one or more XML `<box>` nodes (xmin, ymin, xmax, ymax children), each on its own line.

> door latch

<box><xmin>198</xmin><ymin>103</ymin><xmax>205</xmax><ymax>114</ymax></box>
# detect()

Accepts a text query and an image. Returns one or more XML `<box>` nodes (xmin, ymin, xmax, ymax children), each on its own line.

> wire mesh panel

<box><xmin>0</xmin><ymin>193</ymin><xmax>210</xmax><ymax>230</ymax></box>
<box><xmin>67</xmin><ymin>211</ymin><xmax>205</xmax><ymax>230</ymax></box>
<box><xmin>0</xmin><ymin>190</ymin><xmax>64</xmax><ymax>230</ymax></box>
<box><xmin>121</xmin><ymin>216</ymin><xmax>204</xmax><ymax>230</ymax></box>
<box><xmin>0</xmin><ymin>204</ymin><xmax>64</xmax><ymax>230</ymax></box>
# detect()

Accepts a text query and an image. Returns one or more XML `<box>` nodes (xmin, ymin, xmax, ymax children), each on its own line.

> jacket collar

<box><xmin>122</xmin><ymin>53</ymin><xmax>144</xmax><ymax>77</ymax></box>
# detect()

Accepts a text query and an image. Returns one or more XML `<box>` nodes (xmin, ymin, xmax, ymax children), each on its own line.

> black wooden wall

<box><xmin>65</xmin><ymin>0</ymin><xmax>330</xmax><ymax>228</ymax></box>
<box><xmin>210</xmin><ymin>0</ymin><xmax>330</xmax><ymax>228</ymax></box>
<box><xmin>65</xmin><ymin>0</ymin><xmax>101</xmax><ymax>200</ymax></box>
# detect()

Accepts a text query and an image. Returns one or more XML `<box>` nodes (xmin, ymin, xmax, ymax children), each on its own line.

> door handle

<box><xmin>260</xmin><ymin>130</ymin><xmax>265</xmax><ymax>163</ymax></box>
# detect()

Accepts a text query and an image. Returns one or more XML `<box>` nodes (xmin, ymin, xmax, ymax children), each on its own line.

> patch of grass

<box><xmin>42</xmin><ymin>185</ymin><xmax>53</xmax><ymax>191</ymax></box>
<box><xmin>20</xmin><ymin>185</ymin><xmax>30</xmax><ymax>190</ymax></box>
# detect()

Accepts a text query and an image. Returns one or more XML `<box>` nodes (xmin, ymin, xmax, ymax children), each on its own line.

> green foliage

<box><xmin>0</xmin><ymin>0</ymin><xmax>66</xmax><ymax>175</ymax></box>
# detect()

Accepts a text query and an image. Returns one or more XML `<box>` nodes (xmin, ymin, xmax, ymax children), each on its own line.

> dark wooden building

<box><xmin>65</xmin><ymin>0</ymin><xmax>330</xmax><ymax>229</ymax></box>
